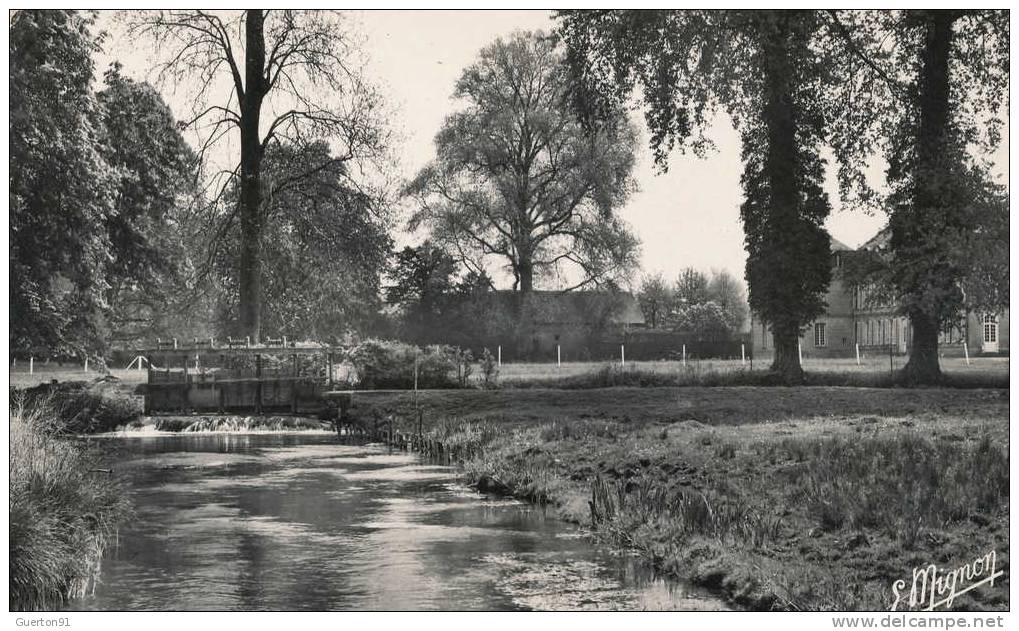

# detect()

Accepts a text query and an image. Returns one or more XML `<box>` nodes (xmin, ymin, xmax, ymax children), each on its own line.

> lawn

<box><xmin>495</xmin><ymin>355</ymin><xmax>1008</xmax><ymax>383</ymax></box>
<box><xmin>9</xmin><ymin>363</ymin><xmax>148</xmax><ymax>389</ymax></box>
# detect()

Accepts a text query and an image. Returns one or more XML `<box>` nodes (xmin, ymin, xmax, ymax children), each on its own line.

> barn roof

<box><xmin>859</xmin><ymin>226</ymin><xmax>892</xmax><ymax>252</ymax></box>
<box><xmin>830</xmin><ymin>236</ymin><xmax>854</xmax><ymax>252</ymax></box>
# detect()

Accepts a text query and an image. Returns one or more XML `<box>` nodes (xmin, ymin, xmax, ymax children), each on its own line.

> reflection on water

<box><xmin>67</xmin><ymin>433</ymin><xmax>726</xmax><ymax>611</ymax></box>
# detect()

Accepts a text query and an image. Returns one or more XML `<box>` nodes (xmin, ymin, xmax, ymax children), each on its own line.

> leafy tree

<box><xmin>674</xmin><ymin>268</ymin><xmax>710</xmax><ymax>308</ymax></box>
<box><xmin>706</xmin><ymin>269</ymin><xmax>748</xmax><ymax>333</ymax></box>
<box><xmin>636</xmin><ymin>272</ymin><xmax>673</xmax><ymax>329</ymax></box>
<box><xmin>557</xmin><ymin>10</ymin><xmax>867</xmax><ymax>380</ymax></box>
<box><xmin>10</xmin><ymin>10</ymin><xmax>117</xmax><ymax>357</ymax></box>
<box><xmin>386</xmin><ymin>242</ymin><xmax>459</xmax><ymax>319</ymax></box>
<box><xmin>211</xmin><ymin>141</ymin><xmax>391</xmax><ymax>340</ymax></box>
<box><xmin>130</xmin><ymin>10</ymin><xmax>391</xmax><ymax>341</ymax></box>
<box><xmin>673</xmin><ymin>301</ymin><xmax>734</xmax><ymax>341</ymax></box>
<box><xmin>97</xmin><ymin>65</ymin><xmax>198</xmax><ymax>346</ymax></box>
<box><xmin>855</xmin><ymin>10</ymin><xmax>1007</xmax><ymax>381</ymax></box>
<box><xmin>959</xmin><ymin>183</ymin><xmax>1009</xmax><ymax>316</ymax></box>
<box><xmin>407</xmin><ymin>30</ymin><xmax>640</xmax><ymax>294</ymax></box>
<box><xmin>385</xmin><ymin>242</ymin><xmax>498</xmax><ymax>346</ymax></box>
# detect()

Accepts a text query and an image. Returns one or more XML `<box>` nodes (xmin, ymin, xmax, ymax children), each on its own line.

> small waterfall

<box><xmin>154</xmin><ymin>415</ymin><xmax>328</xmax><ymax>433</ymax></box>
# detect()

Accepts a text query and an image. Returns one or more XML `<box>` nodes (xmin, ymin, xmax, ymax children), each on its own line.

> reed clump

<box><xmin>9</xmin><ymin>398</ymin><xmax>131</xmax><ymax>611</ymax></box>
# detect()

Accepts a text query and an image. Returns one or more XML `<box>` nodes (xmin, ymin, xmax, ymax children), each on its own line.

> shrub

<box><xmin>454</xmin><ymin>348</ymin><xmax>474</xmax><ymax>388</ymax></box>
<box><xmin>10</xmin><ymin>399</ymin><xmax>131</xmax><ymax>610</ymax></box>
<box><xmin>348</xmin><ymin>339</ymin><xmax>462</xmax><ymax>389</ymax></box>
<box><xmin>15</xmin><ymin>380</ymin><xmax>142</xmax><ymax>434</ymax></box>
<box><xmin>479</xmin><ymin>348</ymin><xmax>499</xmax><ymax>388</ymax></box>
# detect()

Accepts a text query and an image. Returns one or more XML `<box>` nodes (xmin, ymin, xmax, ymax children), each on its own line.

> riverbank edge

<box><xmin>335</xmin><ymin>423</ymin><xmax>776</xmax><ymax>611</ymax></box>
<box><xmin>473</xmin><ymin>474</ymin><xmax>783</xmax><ymax>610</ymax></box>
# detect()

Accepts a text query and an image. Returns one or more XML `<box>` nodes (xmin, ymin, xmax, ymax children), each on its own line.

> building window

<box><xmin>983</xmin><ymin>314</ymin><xmax>998</xmax><ymax>343</ymax></box>
<box><xmin>814</xmin><ymin>322</ymin><xmax>826</xmax><ymax>347</ymax></box>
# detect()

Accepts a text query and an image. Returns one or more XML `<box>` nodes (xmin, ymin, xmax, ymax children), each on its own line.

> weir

<box><xmin>139</xmin><ymin>341</ymin><xmax>344</xmax><ymax>415</ymax></box>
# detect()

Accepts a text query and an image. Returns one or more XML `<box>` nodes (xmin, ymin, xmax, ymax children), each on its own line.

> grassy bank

<box><xmin>348</xmin><ymin>387</ymin><xmax>1010</xmax><ymax>611</ymax></box>
<box><xmin>10</xmin><ymin>400</ymin><xmax>131</xmax><ymax>611</ymax></box>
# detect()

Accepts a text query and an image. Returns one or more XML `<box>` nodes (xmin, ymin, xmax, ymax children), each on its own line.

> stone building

<box><xmin>750</xmin><ymin>230</ymin><xmax>1008</xmax><ymax>358</ymax></box>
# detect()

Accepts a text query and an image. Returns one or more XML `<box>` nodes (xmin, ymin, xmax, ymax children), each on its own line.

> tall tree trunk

<box><xmin>904</xmin><ymin>310</ymin><xmax>941</xmax><ymax>383</ymax></box>
<box><xmin>517</xmin><ymin>245</ymin><xmax>534</xmax><ymax>293</ymax></box>
<box><xmin>761</xmin><ymin>16</ymin><xmax>805</xmax><ymax>382</ymax></box>
<box><xmin>237</xmin><ymin>10</ymin><xmax>267</xmax><ymax>341</ymax></box>
<box><xmin>899</xmin><ymin>11</ymin><xmax>954</xmax><ymax>383</ymax></box>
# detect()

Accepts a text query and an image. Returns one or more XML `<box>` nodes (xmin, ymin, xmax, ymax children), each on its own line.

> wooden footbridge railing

<box><xmin>139</xmin><ymin>342</ymin><xmax>346</xmax><ymax>415</ymax></box>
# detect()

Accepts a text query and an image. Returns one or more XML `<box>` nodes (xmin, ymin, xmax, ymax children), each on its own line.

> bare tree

<box><xmin>129</xmin><ymin>10</ymin><xmax>391</xmax><ymax>340</ymax></box>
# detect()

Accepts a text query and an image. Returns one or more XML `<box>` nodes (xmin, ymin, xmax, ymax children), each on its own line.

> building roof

<box><xmin>830</xmin><ymin>236</ymin><xmax>854</xmax><ymax>252</ymax></box>
<box><xmin>859</xmin><ymin>226</ymin><xmax>892</xmax><ymax>252</ymax></box>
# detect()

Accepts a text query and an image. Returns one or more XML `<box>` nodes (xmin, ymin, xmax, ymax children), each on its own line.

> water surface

<box><xmin>68</xmin><ymin>433</ymin><xmax>725</xmax><ymax>611</ymax></box>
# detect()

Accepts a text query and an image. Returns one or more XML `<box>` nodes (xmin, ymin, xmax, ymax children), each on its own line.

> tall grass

<box><xmin>9</xmin><ymin>398</ymin><xmax>131</xmax><ymax>610</ymax></box>
<box><xmin>778</xmin><ymin>432</ymin><xmax>1009</xmax><ymax>546</ymax></box>
<box><xmin>589</xmin><ymin>475</ymin><xmax>783</xmax><ymax>549</ymax></box>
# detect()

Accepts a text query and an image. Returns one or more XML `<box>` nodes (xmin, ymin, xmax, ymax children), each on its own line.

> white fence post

<box><xmin>497</xmin><ymin>345</ymin><xmax>502</xmax><ymax>367</ymax></box>
<box><xmin>682</xmin><ymin>344</ymin><xmax>686</xmax><ymax>367</ymax></box>
<box><xmin>621</xmin><ymin>344</ymin><xmax>625</xmax><ymax>366</ymax></box>
<box><xmin>855</xmin><ymin>343</ymin><xmax>861</xmax><ymax>366</ymax></box>
<box><xmin>84</xmin><ymin>357</ymin><xmax>88</xmax><ymax>373</ymax></box>
<box><xmin>29</xmin><ymin>356</ymin><xmax>34</xmax><ymax>375</ymax></box>
<box><xmin>741</xmin><ymin>343</ymin><xmax>746</xmax><ymax>366</ymax></box>
<box><xmin>557</xmin><ymin>344</ymin><xmax>561</xmax><ymax>368</ymax></box>
<box><xmin>963</xmin><ymin>341</ymin><xmax>971</xmax><ymax>366</ymax></box>
<box><xmin>798</xmin><ymin>342</ymin><xmax>803</xmax><ymax>365</ymax></box>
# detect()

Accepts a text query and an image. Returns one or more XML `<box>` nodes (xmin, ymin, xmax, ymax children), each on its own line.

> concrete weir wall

<box><xmin>144</xmin><ymin>379</ymin><xmax>326</xmax><ymax>414</ymax></box>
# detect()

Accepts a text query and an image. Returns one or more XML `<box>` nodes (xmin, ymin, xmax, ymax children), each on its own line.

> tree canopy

<box><xmin>866</xmin><ymin>10</ymin><xmax>1007</xmax><ymax>379</ymax></box>
<box><xmin>10</xmin><ymin>11</ymin><xmax>196</xmax><ymax>357</ymax></box>
<box><xmin>10</xmin><ymin>10</ymin><xmax>116</xmax><ymax>356</ymax></box>
<box><xmin>407</xmin><ymin>30</ymin><xmax>641</xmax><ymax>293</ymax></box>
<box><xmin>98</xmin><ymin>65</ymin><xmax>198</xmax><ymax>346</ymax></box>
<box><xmin>557</xmin><ymin>11</ymin><xmax>863</xmax><ymax>379</ymax></box>
<box><xmin>129</xmin><ymin>10</ymin><xmax>393</xmax><ymax>340</ymax></box>
<box><xmin>210</xmin><ymin>141</ymin><xmax>392</xmax><ymax>340</ymax></box>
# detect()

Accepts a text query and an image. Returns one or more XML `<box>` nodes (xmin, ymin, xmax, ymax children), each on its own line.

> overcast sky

<box><xmin>100</xmin><ymin>9</ymin><xmax>1009</xmax><ymax>290</ymax></box>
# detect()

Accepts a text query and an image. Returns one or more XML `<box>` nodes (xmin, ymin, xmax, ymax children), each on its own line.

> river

<box><xmin>67</xmin><ymin>432</ymin><xmax>726</xmax><ymax>611</ymax></box>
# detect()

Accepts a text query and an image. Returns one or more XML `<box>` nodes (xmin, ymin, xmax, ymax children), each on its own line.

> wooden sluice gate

<box><xmin>139</xmin><ymin>340</ymin><xmax>344</xmax><ymax>415</ymax></box>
